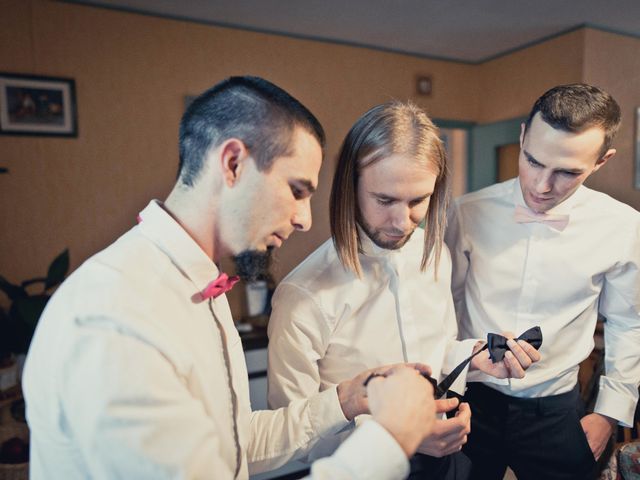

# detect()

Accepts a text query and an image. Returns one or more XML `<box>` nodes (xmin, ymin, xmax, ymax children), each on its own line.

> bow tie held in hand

<box><xmin>486</xmin><ymin>326</ymin><xmax>543</xmax><ymax>362</ymax></box>
<box><xmin>363</xmin><ymin>327</ymin><xmax>543</xmax><ymax>399</ymax></box>
<box><xmin>201</xmin><ymin>272</ymin><xmax>240</xmax><ymax>300</ymax></box>
<box><xmin>435</xmin><ymin>326</ymin><xmax>543</xmax><ymax>398</ymax></box>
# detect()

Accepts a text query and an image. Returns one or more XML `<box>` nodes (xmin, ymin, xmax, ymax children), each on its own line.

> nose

<box><xmin>292</xmin><ymin>198</ymin><xmax>312</xmax><ymax>232</ymax></box>
<box><xmin>391</xmin><ymin>205</ymin><xmax>413</xmax><ymax>233</ymax></box>
<box><xmin>535</xmin><ymin>171</ymin><xmax>553</xmax><ymax>194</ymax></box>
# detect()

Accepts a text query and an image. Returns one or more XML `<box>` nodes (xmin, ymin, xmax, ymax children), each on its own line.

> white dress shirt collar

<box><xmin>357</xmin><ymin>224</ymin><xmax>419</xmax><ymax>273</ymax></box>
<box><xmin>137</xmin><ymin>200</ymin><xmax>220</xmax><ymax>294</ymax></box>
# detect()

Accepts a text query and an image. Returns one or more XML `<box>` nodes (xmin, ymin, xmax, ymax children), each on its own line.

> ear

<box><xmin>519</xmin><ymin>123</ymin><xmax>526</xmax><ymax>148</ymax></box>
<box><xmin>592</xmin><ymin>148</ymin><xmax>616</xmax><ymax>173</ymax></box>
<box><xmin>219</xmin><ymin>138</ymin><xmax>249</xmax><ymax>187</ymax></box>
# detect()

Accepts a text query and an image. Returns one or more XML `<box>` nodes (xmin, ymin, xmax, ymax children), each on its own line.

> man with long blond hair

<box><xmin>268</xmin><ymin>101</ymin><xmax>539</xmax><ymax>479</ymax></box>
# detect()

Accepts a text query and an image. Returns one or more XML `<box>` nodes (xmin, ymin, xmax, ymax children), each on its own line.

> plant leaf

<box><xmin>14</xmin><ymin>295</ymin><xmax>49</xmax><ymax>329</ymax></box>
<box><xmin>45</xmin><ymin>249</ymin><xmax>70</xmax><ymax>290</ymax></box>
<box><xmin>0</xmin><ymin>275</ymin><xmax>25</xmax><ymax>300</ymax></box>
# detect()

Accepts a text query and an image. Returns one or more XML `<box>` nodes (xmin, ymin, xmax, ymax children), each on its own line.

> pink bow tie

<box><xmin>513</xmin><ymin>205</ymin><xmax>569</xmax><ymax>231</ymax></box>
<box><xmin>201</xmin><ymin>272</ymin><xmax>240</xmax><ymax>300</ymax></box>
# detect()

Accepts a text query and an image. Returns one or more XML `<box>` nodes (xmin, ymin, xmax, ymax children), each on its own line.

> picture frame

<box><xmin>0</xmin><ymin>72</ymin><xmax>77</xmax><ymax>137</ymax></box>
<box><xmin>636</xmin><ymin>107</ymin><xmax>640</xmax><ymax>189</ymax></box>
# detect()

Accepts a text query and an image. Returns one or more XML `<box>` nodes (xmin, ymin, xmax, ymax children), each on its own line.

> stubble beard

<box><xmin>359</xmin><ymin>218</ymin><xmax>414</xmax><ymax>250</ymax></box>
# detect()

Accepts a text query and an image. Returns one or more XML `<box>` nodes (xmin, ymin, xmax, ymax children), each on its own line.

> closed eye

<box><xmin>409</xmin><ymin>195</ymin><xmax>430</xmax><ymax>207</ymax></box>
<box><xmin>290</xmin><ymin>185</ymin><xmax>303</xmax><ymax>199</ymax></box>
<box><xmin>290</xmin><ymin>180</ymin><xmax>315</xmax><ymax>200</ymax></box>
<box><xmin>526</xmin><ymin>156</ymin><xmax>543</xmax><ymax>168</ymax></box>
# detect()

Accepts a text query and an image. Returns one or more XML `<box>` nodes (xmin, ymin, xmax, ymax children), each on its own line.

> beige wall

<box><xmin>476</xmin><ymin>29</ymin><xmax>585</xmax><ymax>123</ymax></box>
<box><xmin>0</xmin><ymin>0</ymin><xmax>479</xmax><ymax>315</ymax></box>
<box><xmin>582</xmin><ymin>29</ymin><xmax>640</xmax><ymax>209</ymax></box>
<box><xmin>1</xmin><ymin>1</ymin><xmax>639</xmax><ymax>317</ymax></box>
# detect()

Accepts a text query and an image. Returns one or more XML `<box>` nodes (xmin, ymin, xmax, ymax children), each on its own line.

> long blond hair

<box><xmin>329</xmin><ymin>101</ymin><xmax>450</xmax><ymax>277</ymax></box>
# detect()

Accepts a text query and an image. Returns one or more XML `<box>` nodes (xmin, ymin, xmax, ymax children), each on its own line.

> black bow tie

<box><xmin>363</xmin><ymin>327</ymin><xmax>543</xmax><ymax>398</ymax></box>
<box><xmin>486</xmin><ymin>326</ymin><xmax>543</xmax><ymax>362</ymax></box>
<box><xmin>434</xmin><ymin>326</ymin><xmax>543</xmax><ymax>398</ymax></box>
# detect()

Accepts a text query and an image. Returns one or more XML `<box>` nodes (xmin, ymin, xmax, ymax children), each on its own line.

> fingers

<box><xmin>455</xmin><ymin>402</ymin><xmax>472</xmax><ymax>425</ymax></box>
<box><xmin>431</xmin><ymin>408</ymin><xmax>470</xmax><ymax>438</ymax></box>
<box><xmin>367</xmin><ymin>366</ymin><xmax>437</xmax><ymax>457</ymax></box>
<box><xmin>418</xmin><ymin>412</ymin><xmax>470</xmax><ymax>457</ymax></box>
<box><xmin>365</xmin><ymin>373</ymin><xmax>385</xmax><ymax>387</ymax></box>
<box><xmin>435</xmin><ymin>397</ymin><xmax>459</xmax><ymax>414</ymax></box>
<box><xmin>419</xmin><ymin>437</ymin><xmax>467</xmax><ymax>457</ymax></box>
<box><xmin>505</xmin><ymin>337</ymin><xmax>542</xmax><ymax>379</ymax></box>
<box><xmin>406</xmin><ymin>362</ymin><xmax>433</xmax><ymax>377</ymax></box>
<box><xmin>438</xmin><ymin>429</ymin><xmax>469</xmax><ymax>454</ymax></box>
<box><xmin>373</xmin><ymin>362</ymin><xmax>432</xmax><ymax>379</ymax></box>
<box><xmin>517</xmin><ymin>339</ymin><xmax>542</xmax><ymax>362</ymax></box>
<box><xmin>504</xmin><ymin>350</ymin><xmax>525</xmax><ymax>378</ymax></box>
<box><xmin>506</xmin><ymin>339</ymin><xmax>532</xmax><ymax>369</ymax></box>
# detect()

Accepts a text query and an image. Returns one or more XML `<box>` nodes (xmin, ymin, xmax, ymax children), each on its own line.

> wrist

<box><xmin>374</xmin><ymin>417</ymin><xmax>420</xmax><ymax>458</ymax></box>
<box><xmin>594</xmin><ymin>412</ymin><xmax>618</xmax><ymax>428</ymax></box>
<box><xmin>469</xmin><ymin>341</ymin><xmax>485</xmax><ymax>372</ymax></box>
<box><xmin>337</xmin><ymin>380</ymin><xmax>355</xmax><ymax>421</ymax></box>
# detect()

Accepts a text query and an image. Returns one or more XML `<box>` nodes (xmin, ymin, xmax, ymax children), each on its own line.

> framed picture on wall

<box><xmin>636</xmin><ymin>107</ymin><xmax>640</xmax><ymax>189</ymax></box>
<box><xmin>0</xmin><ymin>72</ymin><xmax>77</xmax><ymax>137</ymax></box>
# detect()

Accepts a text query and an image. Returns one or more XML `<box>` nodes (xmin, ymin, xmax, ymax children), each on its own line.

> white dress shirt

<box><xmin>23</xmin><ymin>200</ymin><xmax>408</xmax><ymax>480</ymax></box>
<box><xmin>268</xmin><ymin>228</ymin><xmax>477</xmax><ymax>459</ymax></box>
<box><xmin>445</xmin><ymin>178</ymin><xmax>640</xmax><ymax>427</ymax></box>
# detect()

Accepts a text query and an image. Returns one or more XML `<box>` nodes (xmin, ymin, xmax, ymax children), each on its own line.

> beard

<box><xmin>232</xmin><ymin>248</ymin><xmax>273</xmax><ymax>282</ymax></box>
<box><xmin>358</xmin><ymin>218</ymin><xmax>415</xmax><ymax>250</ymax></box>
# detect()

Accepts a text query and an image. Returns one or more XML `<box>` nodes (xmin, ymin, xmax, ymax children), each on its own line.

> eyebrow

<box><xmin>523</xmin><ymin>149</ymin><xmax>585</xmax><ymax>174</ymax></box>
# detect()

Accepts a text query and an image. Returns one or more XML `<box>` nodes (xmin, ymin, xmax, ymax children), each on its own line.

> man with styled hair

<box><xmin>23</xmin><ymin>76</ymin><xmax>440</xmax><ymax>480</ymax></box>
<box><xmin>268</xmin><ymin>101</ymin><xmax>539</xmax><ymax>479</ymax></box>
<box><xmin>446</xmin><ymin>83</ymin><xmax>640</xmax><ymax>479</ymax></box>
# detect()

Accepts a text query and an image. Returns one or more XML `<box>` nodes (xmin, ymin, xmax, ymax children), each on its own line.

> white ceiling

<box><xmin>66</xmin><ymin>0</ymin><xmax>640</xmax><ymax>63</ymax></box>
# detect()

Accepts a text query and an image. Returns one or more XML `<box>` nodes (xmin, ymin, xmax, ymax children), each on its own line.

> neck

<box><xmin>164</xmin><ymin>182</ymin><xmax>221</xmax><ymax>262</ymax></box>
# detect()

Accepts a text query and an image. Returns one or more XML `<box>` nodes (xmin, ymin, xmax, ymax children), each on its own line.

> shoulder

<box><xmin>449</xmin><ymin>180</ymin><xmax>516</xmax><ymax>235</ymax></box>
<box><xmin>578</xmin><ymin>187</ymin><xmax>640</xmax><ymax>243</ymax></box>
<box><xmin>279</xmin><ymin>238</ymin><xmax>352</xmax><ymax>292</ymax></box>
<box><xmin>28</xmin><ymin>228</ymin><xmax>188</xmax><ymax>381</ymax></box>
<box><xmin>454</xmin><ymin>179</ymin><xmax>515</xmax><ymax>210</ymax></box>
<box><xmin>42</xmin><ymin>227</ymin><xmax>185</xmax><ymax>342</ymax></box>
<box><xmin>580</xmin><ymin>186</ymin><xmax>640</xmax><ymax>219</ymax></box>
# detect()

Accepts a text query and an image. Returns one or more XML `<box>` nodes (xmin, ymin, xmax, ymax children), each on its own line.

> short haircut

<box><xmin>178</xmin><ymin>76</ymin><xmax>325</xmax><ymax>186</ymax></box>
<box><xmin>524</xmin><ymin>83</ymin><xmax>621</xmax><ymax>158</ymax></box>
<box><xmin>330</xmin><ymin>101</ymin><xmax>450</xmax><ymax>277</ymax></box>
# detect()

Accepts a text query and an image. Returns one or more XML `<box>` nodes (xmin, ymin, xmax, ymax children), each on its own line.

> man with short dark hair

<box><xmin>446</xmin><ymin>83</ymin><xmax>640</xmax><ymax>479</ymax></box>
<box><xmin>23</xmin><ymin>76</ymin><xmax>438</xmax><ymax>479</ymax></box>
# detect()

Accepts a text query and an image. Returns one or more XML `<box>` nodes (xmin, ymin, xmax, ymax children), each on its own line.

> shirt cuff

<box><xmin>307</xmin><ymin>420</ymin><xmax>409</xmax><ymax>480</ymax></box>
<box><xmin>308</xmin><ymin>386</ymin><xmax>350</xmax><ymax>438</ymax></box>
<box><xmin>594</xmin><ymin>375</ymin><xmax>639</xmax><ymax>427</ymax></box>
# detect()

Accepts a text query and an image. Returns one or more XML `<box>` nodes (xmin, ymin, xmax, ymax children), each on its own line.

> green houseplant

<box><xmin>0</xmin><ymin>249</ymin><xmax>69</xmax><ymax>358</ymax></box>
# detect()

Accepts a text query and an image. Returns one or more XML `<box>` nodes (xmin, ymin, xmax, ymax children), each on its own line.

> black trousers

<box><xmin>407</xmin><ymin>451</ymin><xmax>472</xmax><ymax>479</ymax></box>
<box><xmin>462</xmin><ymin>383</ymin><xmax>598</xmax><ymax>480</ymax></box>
